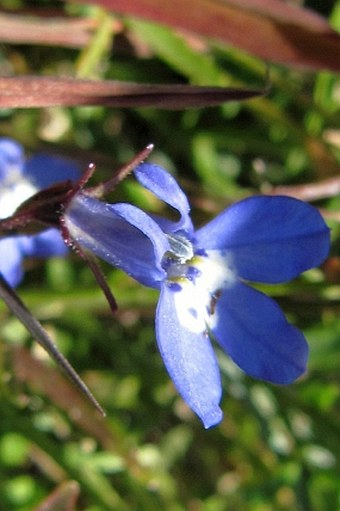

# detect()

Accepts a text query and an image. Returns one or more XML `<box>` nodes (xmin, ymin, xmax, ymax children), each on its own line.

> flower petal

<box><xmin>210</xmin><ymin>281</ymin><xmax>308</xmax><ymax>384</ymax></box>
<box><xmin>0</xmin><ymin>139</ymin><xmax>34</xmax><ymax>219</ymax></box>
<box><xmin>156</xmin><ymin>281</ymin><xmax>223</xmax><ymax>428</ymax></box>
<box><xmin>135</xmin><ymin>163</ymin><xmax>194</xmax><ymax>235</ymax></box>
<box><xmin>25</xmin><ymin>154</ymin><xmax>80</xmax><ymax>189</ymax></box>
<box><xmin>18</xmin><ymin>229</ymin><xmax>68</xmax><ymax>258</ymax></box>
<box><xmin>0</xmin><ymin>238</ymin><xmax>24</xmax><ymax>287</ymax></box>
<box><xmin>196</xmin><ymin>196</ymin><xmax>330</xmax><ymax>283</ymax></box>
<box><xmin>64</xmin><ymin>194</ymin><xmax>169</xmax><ymax>288</ymax></box>
<box><xmin>0</xmin><ymin>138</ymin><xmax>24</xmax><ymax>181</ymax></box>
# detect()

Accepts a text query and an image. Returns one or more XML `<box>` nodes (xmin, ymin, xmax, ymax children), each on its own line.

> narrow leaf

<box><xmin>0</xmin><ymin>76</ymin><xmax>263</xmax><ymax>108</ymax></box>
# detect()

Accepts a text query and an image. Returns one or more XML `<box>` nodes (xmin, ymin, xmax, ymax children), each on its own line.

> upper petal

<box><xmin>25</xmin><ymin>154</ymin><xmax>80</xmax><ymax>189</ymax></box>
<box><xmin>64</xmin><ymin>193</ymin><xmax>169</xmax><ymax>288</ymax></box>
<box><xmin>196</xmin><ymin>195</ymin><xmax>330</xmax><ymax>283</ymax></box>
<box><xmin>210</xmin><ymin>281</ymin><xmax>308</xmax><ymax>384</ymax></box>
<box><xmin>156</xmin><ymin>281</ymin><xmax>223</xmax><ymax>428</ymax></box>
<box><xmin>134</xmin><ymin>163</ymin><xmax>194</xmax><ymax>236</ymax></box>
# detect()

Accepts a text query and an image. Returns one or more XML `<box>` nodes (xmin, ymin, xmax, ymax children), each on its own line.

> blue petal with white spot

<box><xmin>196</xmin><ymin>195</ymin><xmax>330</xmax><ymax>283</ymax></box>
<box><xmin>156</xmin><ymin>281</ymin><xmax>223</xmax><ymax>429</ymax></box>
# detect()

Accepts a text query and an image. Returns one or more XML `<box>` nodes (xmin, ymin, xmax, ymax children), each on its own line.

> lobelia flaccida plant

<box><xmin>0</xmin><ymin>139</ymin><xmax>331</xmax><ymax>427</ymax></box>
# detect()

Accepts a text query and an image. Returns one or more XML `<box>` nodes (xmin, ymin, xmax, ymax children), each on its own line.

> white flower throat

<box><xmin>163</xmin><ymin>232</ymin><xmax>236</xmax><ymax>333</ymax></box>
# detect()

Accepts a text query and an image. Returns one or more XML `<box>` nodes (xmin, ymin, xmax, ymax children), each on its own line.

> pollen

<box><xmin>165</xmin><ymin>233</ymin><xmax>194</xmax><ymax>262</ymax></box>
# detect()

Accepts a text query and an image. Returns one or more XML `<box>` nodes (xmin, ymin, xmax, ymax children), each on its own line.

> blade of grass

<box><xmin>0</xmin><ymin>274</ymin><xmax>105</xmax><ymax>416</ymax></box>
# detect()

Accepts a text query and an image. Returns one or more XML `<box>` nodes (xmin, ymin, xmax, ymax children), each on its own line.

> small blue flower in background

<box><xmin>64</xmin><ymin>162</ymin><xmax>330</xmax><ymax>428</ymax></box>
<box><xmin>0</xmin><ymin>138</ymin><xmax>79</xmax><ymax>287</ymax></box>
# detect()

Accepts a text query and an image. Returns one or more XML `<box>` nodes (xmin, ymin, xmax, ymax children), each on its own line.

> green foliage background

<box><xmin>0</xmin><ymin>1</ymin><xmax>340</xmax><ymax>510</ymax></box>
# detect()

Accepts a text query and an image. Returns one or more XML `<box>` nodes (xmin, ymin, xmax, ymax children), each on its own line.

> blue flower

<box><xmin>64</xmin><ymin>163</ymin><xmax>330</xmax><ymax>428</ymax></box>
<box><xmin>0</xmin><ymin>138</ymin><xmax>80</xmax><ymax>287</ymax></box>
